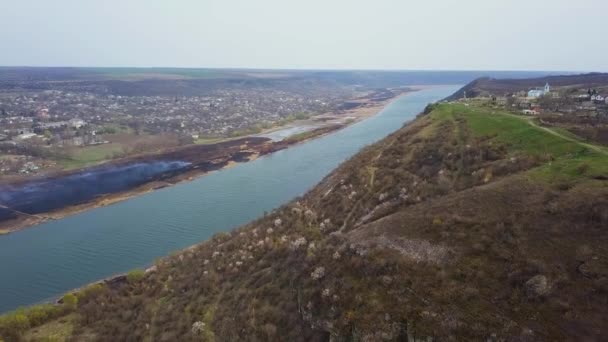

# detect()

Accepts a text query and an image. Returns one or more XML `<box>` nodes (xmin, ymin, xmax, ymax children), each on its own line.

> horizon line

<box><xmin>0</xmin><ymin>65</ymin><xmax>595</xmax><ymax>74</ymax></box>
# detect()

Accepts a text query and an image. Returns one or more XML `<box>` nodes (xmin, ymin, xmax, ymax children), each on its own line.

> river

<box><xmin>0</xmin><ymin>85</ymin><xmax>459</xmax><ymax>313</ymax></box>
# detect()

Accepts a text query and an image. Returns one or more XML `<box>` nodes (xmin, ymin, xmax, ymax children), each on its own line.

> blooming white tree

<box><xmin>311</xmin><ymin>266</ymin><xmax>325</xmax><ymax>280</ymax></box>
<box><xmin>192</xmin><ymin>321</ymin><xmax>206</xmax><ymax>335</ymax></box>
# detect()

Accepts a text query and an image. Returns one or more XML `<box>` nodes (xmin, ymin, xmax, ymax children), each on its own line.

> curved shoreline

<box><xmin>0</xmin><ymin>85</ymin><xmax>461</xmax><ymax>316</ymax></box>
<box><xmin>0</xmin><ymin>88</ymin><xmax>417</xmax><ymax>235</ymax></box>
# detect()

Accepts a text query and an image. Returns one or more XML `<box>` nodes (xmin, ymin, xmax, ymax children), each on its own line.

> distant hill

<box><xmin>3</xmin><ymin>101</ymin><xmax>607</xmax><ymax>341</ymax></box>
<box><xmin>445</xmin><ymin>72</ymin><xmax>608</xmax><ymax>100</ymax></box>
<box><xmin>0</xmin><ymin>67</ymin><xmax>556</xmax><ymax>96</ymax></box>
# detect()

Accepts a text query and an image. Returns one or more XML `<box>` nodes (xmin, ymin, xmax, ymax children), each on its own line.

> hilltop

<box><xmin>2</xmin><ymin>101</ymin><xmax>607</xmax><ymax>341</ymax></box>
<box><xmin>446</xmin><ymin>72</ymin><xmax>608</xmax><ymax>149</ymax></box>
<box><xmin>446</xmin><ymin>72</ymin><xmax>608</xmax><ymax>101</ymax></box>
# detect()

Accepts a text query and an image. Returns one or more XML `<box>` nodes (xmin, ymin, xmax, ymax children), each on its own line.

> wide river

<box><xmin>0</xmin><ymin>86</ymin><xmax>459</xmax><ymax>313</ymax></box>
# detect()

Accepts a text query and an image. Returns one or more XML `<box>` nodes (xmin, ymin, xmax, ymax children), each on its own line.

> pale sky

<box><xmin>1</xmin><ymin>0</ymin><xmax>606</xmax><ymax>71</ymax></box>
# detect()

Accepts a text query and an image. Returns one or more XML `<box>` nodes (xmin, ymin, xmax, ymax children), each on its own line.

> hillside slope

<box><xmin>2</xmin><ymin>103</ymin><xmax>608</xmax><ymax>341</ymax></box>
<box><xmin>446</xmin><ymin>72</ymin><xmax>608</xmax><ymax>100</ymax></box>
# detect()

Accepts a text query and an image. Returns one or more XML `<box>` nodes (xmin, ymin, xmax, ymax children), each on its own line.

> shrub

<box><xmin>77</xmin><ymin>283</ymin><xmax>105</xmax><ymax>301</ymax></box>
<box><xmin>0</xmin><ymin>311</ymin><xmax>30</xmax><ymax>340</ymax></box>
<box><xmin>294</xmin><ymin>112</ymin><xmax>310</xmax><ymax>120</ymax></box>
<box><xmin>62</xmin><ymin>293</ymin><xmax>78</xmax><ymax>310</ymax></box>
<box><xmin>23</xmin><ymin>304</ymin><xmax>59</xmax><ymax>326</ymax></box>
<box><xmin>127</xmin><ymin>269</ymin><xmax>145</xmax><ymax>283</ymax></box>
<box><xmin>422</xmin><ymin>103</ymin><xmax>436</xmax><ymax>115</ymax></box>
<box><xmin>0</xmin><ymin>302</ymin><xmax>67</xmax><ymax>340</ymax></box>
<box><xmin>576</xmin><ymin>162</ymin><xmax>590</xmax><ymax>175</ymax></box>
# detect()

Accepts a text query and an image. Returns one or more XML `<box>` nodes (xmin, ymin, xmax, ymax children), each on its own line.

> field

<box><xmin>57</xmin><ymin>133</ymin><xmax>183</xmax><ymax>170</ymax></box>
<box><xmin>59</xmin><ymin>143</ymin><xmax>125</xmax><ymax>170</ymax></box>
<box><xmin>84</xmin><ymin>67</ymin><xmax>235</xmax><ymax>80</ymax></box>
<box><xmin>430</xmin><ymin>103</ymin><xmax>608</xmax><ymax>183</ymax></box>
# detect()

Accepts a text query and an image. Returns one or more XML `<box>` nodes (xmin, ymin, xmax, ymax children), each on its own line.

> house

<box><xmin>591</xmin><ymin>94</ymin><xmax>606</xmax><ymax>104</ymax></box>
<box><xmin>19</xmin><ymin>162</ymin><xmax>40</xmax><ymax>174</ymax></box>
<box><xmin>71</xmin><ymin>137</ymin><xmax>85</xmax><ymax>146</ymax></box>
<box><xmin>36</xmin><ymin>107</ymin><xmax>50</xmax><ymax>119</ymax></box>
<box><xmin>69</xmin><ymin>118</ymin><xmax>86</xmax><ymax>129</ymax></box>
<box><xmin>528</xmin><ymin>83</ymin><xmax>551</xmax><ymax>98</ymax></box>
<box><xmin>15</xmin><ymin>132</ymin><xmax>38</xmax><ymax>140</ymax></box>
<box><xmin>575</xmin><ymin>94</ymin><xmax>591</xmax><ymax>101</ymax></box>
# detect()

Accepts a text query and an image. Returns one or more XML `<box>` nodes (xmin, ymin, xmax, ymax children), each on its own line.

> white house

<box><xmin>528</xmin><ymin>83</ymin><xmax>551</xmax><ymax>98</ymax></box>
<box><xmin>68</xmin><ymin>118</ymin><xmax>86</xmax><ymax>129</ymax></box>
<box><xmin>15</xmin><ymin>133</ymin><xmax>38</xmax><ymax>140</ymax></box>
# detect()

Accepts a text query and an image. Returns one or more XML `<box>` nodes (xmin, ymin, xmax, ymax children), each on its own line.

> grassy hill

<box><xmin>2</xmin><ymin>102</ymin><xmax>607</xmax><ymax>341</ymax></box>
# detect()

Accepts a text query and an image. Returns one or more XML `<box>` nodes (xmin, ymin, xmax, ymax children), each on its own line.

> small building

<box><xmin>69</xmin><ymin>118</ymin><xmax>86</xmax><ymax>129</ymax></box>
<box><xmin>20</xmin><ymin>162</ymin><xmax>40</xmax><ymax>174</ymax></box>
<box><xmin>36</xmin><ymin>107</ymin><xmax>50</xmax><ymax>119</ymax></box>
<box><xmin>15</xmin><ymin>133</ymin><xmax>38</xmax><ymax>140</ymax></box>
<box><xmin>575</xmin><ymin>94</ymin><xmax>591</xmax><ymax>101</ymax></box>
<box><xmin>71</xmin><ymin>136</ymin><xmax>85</xmax><ymax>146</ymax></box>
<box><xmin>528</xmin><ymin>83</ymin><xmax>551</xmax><ymax>98</ymax></box>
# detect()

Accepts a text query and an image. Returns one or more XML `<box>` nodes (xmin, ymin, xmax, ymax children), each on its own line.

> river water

<box><xmin>0</xmin><ymin>86</ymin><xmax>459</xmax><ymax>313</ymax></box>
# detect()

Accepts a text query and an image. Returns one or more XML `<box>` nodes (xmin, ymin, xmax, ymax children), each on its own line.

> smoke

<box><xmin>0</xmin><ymin>207</ymin><xmax>17</xmax><ymax>221</ymax></box>
<box><xmin>0</xmin><ymin>160</ymin><xmax>191</xmax><ymax>215</ymax></box>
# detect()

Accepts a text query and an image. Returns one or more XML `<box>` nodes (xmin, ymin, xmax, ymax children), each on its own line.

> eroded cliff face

<box><xmin>4</xmin><ymin>103</ymin><xmax>608</xmax><ymax>341</ymax></box>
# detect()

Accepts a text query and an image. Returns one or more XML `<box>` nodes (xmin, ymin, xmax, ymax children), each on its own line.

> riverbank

<box><xmin>0</xmin><ymin>88</ymin><xmax>417</xmax><ymax>235</ymax></box>
<box><xmin>22</xmin><ymin>95</ymin><xmax>608</xmax><ymax>341</ymax></box>
<box><xmin>0</xmin><ymin>85</ymin><xmax>460</xmax><ymax>315</ymax></box>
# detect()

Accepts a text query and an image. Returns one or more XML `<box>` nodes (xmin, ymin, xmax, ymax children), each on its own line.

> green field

<box><xmin>431</xmin><ymin>103</ymin><xmax>608</xmax><ymax>183</ymax></box>
<box><xmin>59</xmin><ymin>143</ymin><xmax>125</xmax><ymax>170</ymax></box>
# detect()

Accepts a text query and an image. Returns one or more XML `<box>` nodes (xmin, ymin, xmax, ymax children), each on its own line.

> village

<box><xmin>0</xmin><ymin>86</ymin><xmax>353</xmax><ymax>176</ymax></box>
<box><xmin>0</xmin><ymin>87</ymin><xmax>348</xmax><ymax>141</ymax></box>
<box><xmin>468</xmin><ymin>82</ymin><xmax>608</xmax><ymax>117</ymax></box>
<box><xmin>456</xmin><ymin>80</ymin><xmax>608</xmax><ymax>149</ymax></box>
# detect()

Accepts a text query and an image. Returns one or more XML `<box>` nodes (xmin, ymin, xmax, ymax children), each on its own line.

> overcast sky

<box><xmin>1</xmin><ymin>0</ymin><xmax>606</xmax><ymax>71</ymax></box>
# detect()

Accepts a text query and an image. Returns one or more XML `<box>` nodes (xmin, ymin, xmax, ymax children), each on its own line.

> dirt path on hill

<box><xmin>506</xmin><ymin>113</ymin><xmax>608</xmax><ymax>156</ymax></box>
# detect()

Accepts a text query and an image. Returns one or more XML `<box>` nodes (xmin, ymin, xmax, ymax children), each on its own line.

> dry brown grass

<box><xmin>7</xmin><ymin>103</ymin><xmax>608</xmax><ymax>341</ymax></box>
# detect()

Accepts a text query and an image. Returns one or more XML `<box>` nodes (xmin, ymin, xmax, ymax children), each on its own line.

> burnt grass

<box><xmin>2</xmin><ymin>104</ymin><xmax>608</xmax><ymax>341</ymax></box>
<box><xmin>0</xmin><ymin>137</ymin><xmax>271</xmax><ymax>227</ymax></box>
